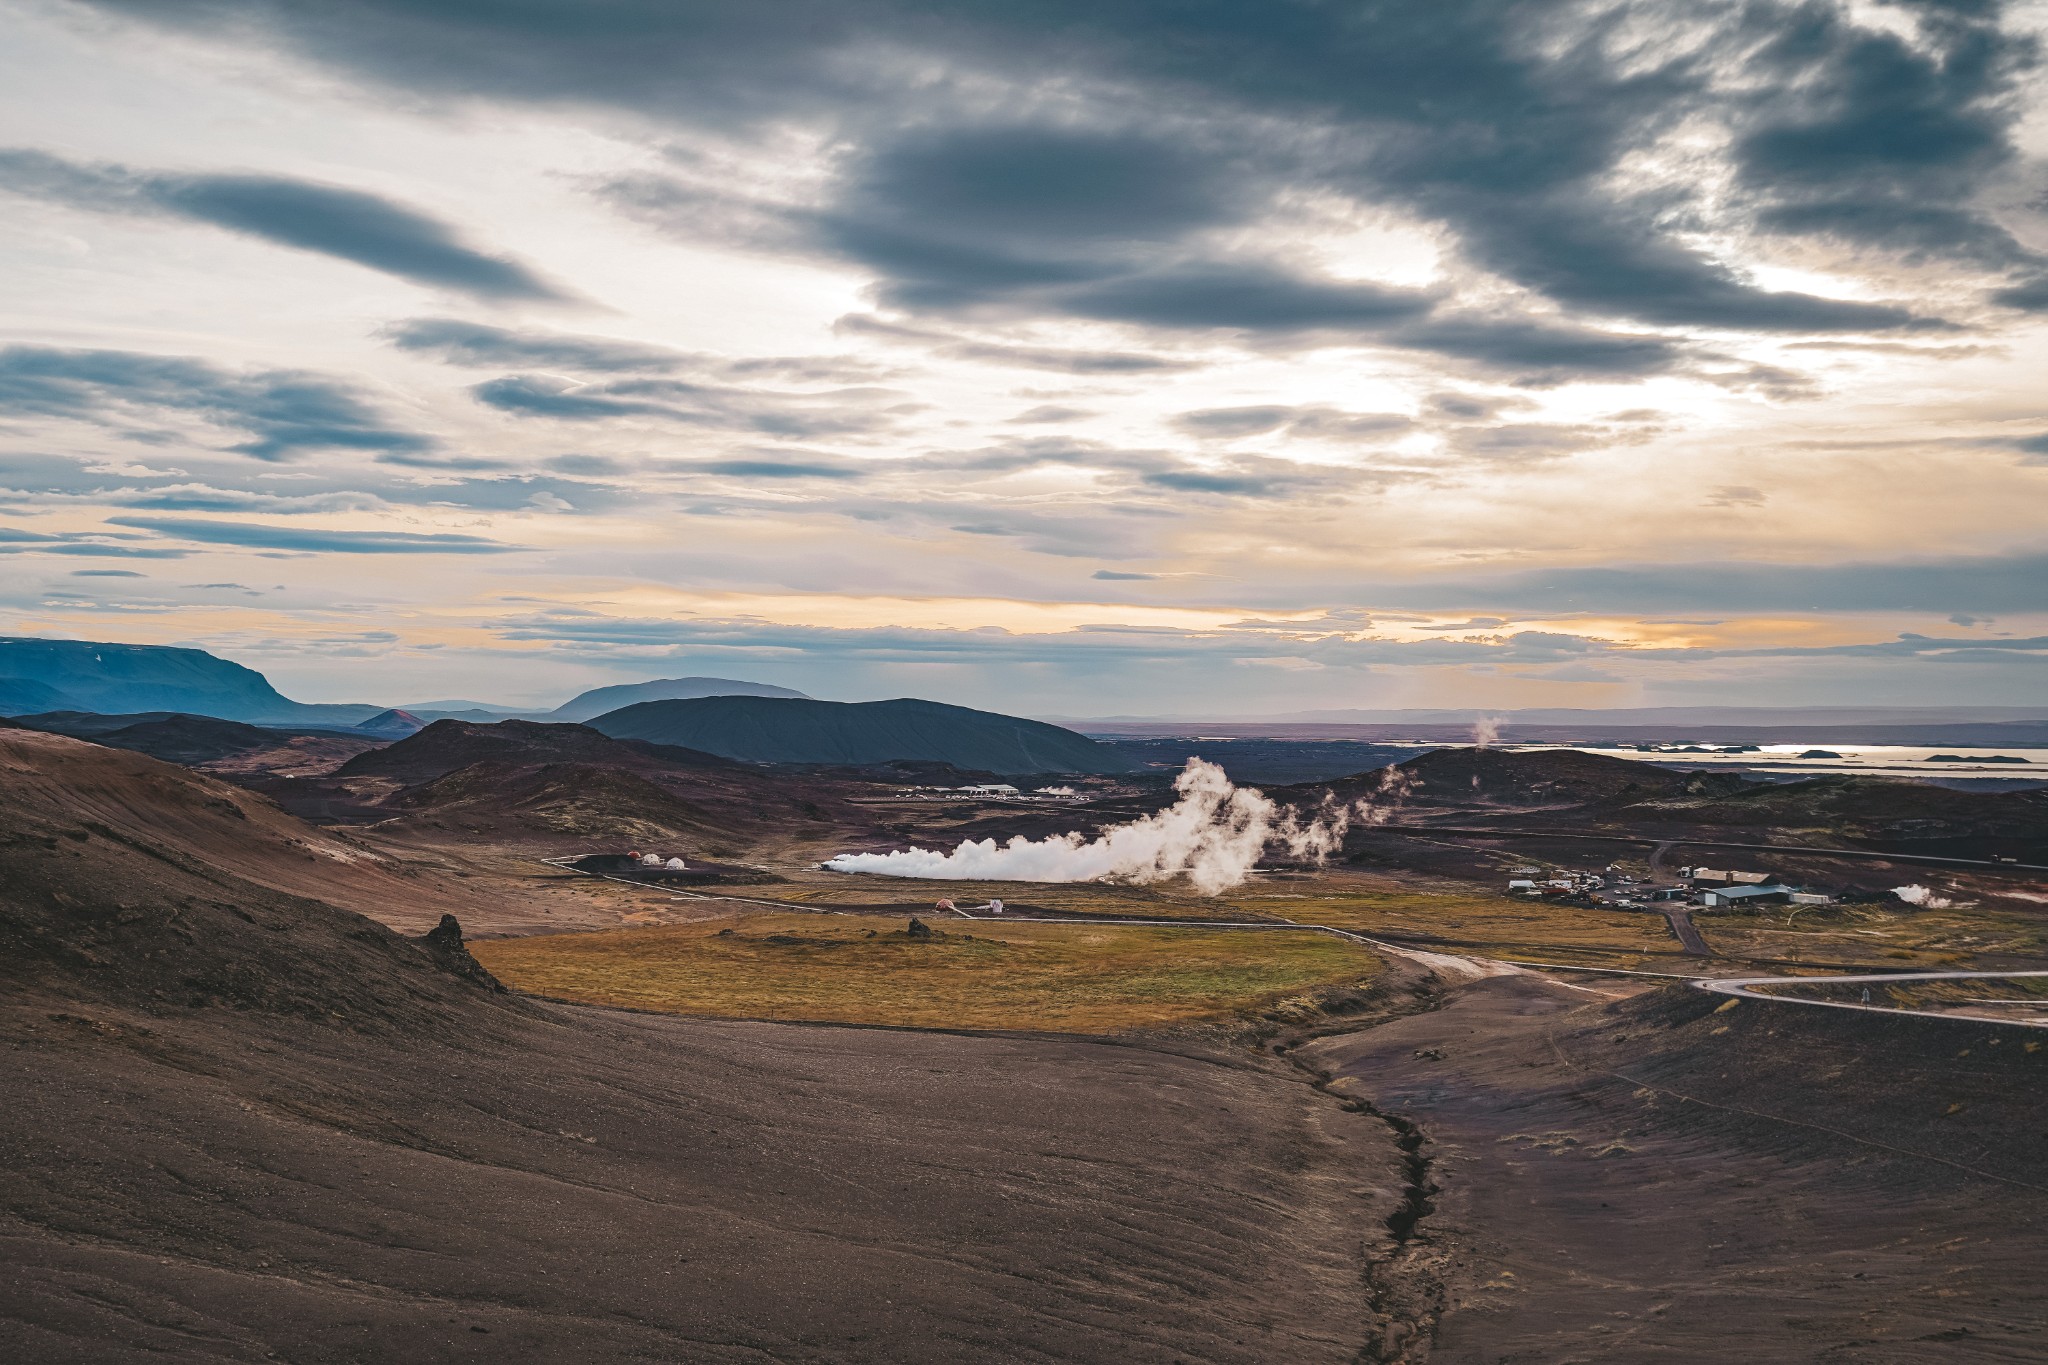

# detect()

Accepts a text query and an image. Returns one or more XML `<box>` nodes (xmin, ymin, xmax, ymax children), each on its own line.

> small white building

<box><xmin>1700</xmin><ymin>884</ymin><xmax>1795</xmax><ymax>909</ymax></box>
<box><xmin>960</xmin><ymin>784</ymin><xmax>1020</xmax><ymax>796</ymax></box>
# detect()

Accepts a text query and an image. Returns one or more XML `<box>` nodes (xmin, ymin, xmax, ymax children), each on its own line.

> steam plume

<box><xmin>1471</xmin><ymin>713</ymin><xmax>1505</xmax><ymax>747</ymax></box>
<box><xmin>1892</xmin><ymin>884</ymin><xmax>1968</xmax><ymax>909</ymax></box>
<box><xmin>826</xmin><ymin>758</ymin><xmax>1362</xmax><ymax>895</ymax></box>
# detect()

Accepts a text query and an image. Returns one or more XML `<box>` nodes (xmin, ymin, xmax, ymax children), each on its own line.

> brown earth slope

<box><xmin>0</xmin><ymin>728</ymin><xmax>1410</xmax><ymax>1364</ymax></box>
<box><xmin>1300</xmin><ymin>973</ymin><xmax>2048</xmax><ymax>1361</ymax></box>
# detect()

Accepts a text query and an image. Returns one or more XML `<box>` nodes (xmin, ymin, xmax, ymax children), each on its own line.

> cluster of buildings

<box><xmin>631</xmin><ymin>851</ymin><xmax>688</xmax><ymax>871</ymax></box>
<box><xmin>893</xmin><ymin>784</ymin><xmax>1086</xmax><ymax>803</ymax></box>
<box><xmin>1505</xmin><ymin>862</ymin><xmax>1834</xmax><ymax>911</ymax></box>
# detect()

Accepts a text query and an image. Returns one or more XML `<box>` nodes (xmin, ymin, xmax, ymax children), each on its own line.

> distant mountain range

<box><xmin>0</xmin><ymin>636</ymin><xmax>809</xmax><ymax>729</ymax></box>
<box><xmin>588</xmin><ymin>696</ymin><xmax>1139</xmax><ymax>775</ymax></box>
<box><xmin>0</xmin><ymin>637</ymin><xmax>380</xmax><ymax>725</ymax></box>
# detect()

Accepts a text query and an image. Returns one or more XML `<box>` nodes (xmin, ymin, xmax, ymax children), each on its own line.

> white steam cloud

<box><xmin>1892</xmin><ymin>884</ymin><xmax>1965</xmax><ymax>909</ymax></box>
<box><xmin>826</xmin><ymin>758</ymin><xmax>1382</xmax><ymax>895</ymax></box>
<box><xmin>1471</xmin><ymin>714</ymin><xmax>1506</xmax><ymax>747</ymax></box>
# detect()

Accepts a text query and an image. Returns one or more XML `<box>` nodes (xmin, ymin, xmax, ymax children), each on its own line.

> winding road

<box><xmin>1696</xmin><ymin>969</ymin><xmax>2048</xmax><ymax>1028</ymax></box>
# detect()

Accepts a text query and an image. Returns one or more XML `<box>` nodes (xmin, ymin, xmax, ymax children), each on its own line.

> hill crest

<box><xmin>586</xmin><ymin>695</ymin><xmax>1139</xmax><ymax>775</ymax></box>
<box><xmin>547</xmin><ymin>676</ymin><xmax>808</xmax><ymax>723</ymax></box>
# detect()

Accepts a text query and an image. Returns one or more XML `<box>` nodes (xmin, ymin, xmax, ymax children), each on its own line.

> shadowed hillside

<box><xmin>1320</xmin><ymin>745</ymin><xmax>1730</xmax><ymax>807</ymax></box>
<box><xmin>546</xmin><ymin>675</ymin><xmax>808</xmax><ymax>722</ymax></box>
<box><xmin>9</xmin><ymin>710</ymin><xmax>383</xmax><ymax>769</ymax></box>
<box><xmin>589</xmin><ymin>695</ymin><xmax>1141</xmax><ymax>774</ymax></box>
<box><xmin>336</xmin><ymin>718</ymin><xmax>732</xmax><ymax>784</ymax></box>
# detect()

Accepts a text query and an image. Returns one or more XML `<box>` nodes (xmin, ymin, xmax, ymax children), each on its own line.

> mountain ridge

<box><xmin>588</xmin><ymin>695</ymin><xmax>1140</xmax><ymax>775</ymax></box>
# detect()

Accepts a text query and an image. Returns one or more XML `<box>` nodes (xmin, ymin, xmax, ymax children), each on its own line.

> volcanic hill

<box><xmin>8</xmin><ymin>709</ymin><xmax>384</xmax><ymax>770</ymax></box>
<box><xmin>587</xmin><ymin>695</ymin><xmax>1141</xmax><ymax>774</ymax></box>
<box><xmin>546</xmin><ymin>674</ymin><xmax>808</xmax><ymax>723</ymax></box>
<box><xmin>1322</xmin><ymin>745</ymin><xmax>1732</xmax><ymax>808</ymax></box>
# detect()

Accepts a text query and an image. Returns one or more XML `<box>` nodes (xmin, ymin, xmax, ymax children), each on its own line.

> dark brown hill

<box><xmin>9</xmin><ymin>709</ymin><xmax>382</xmax><ymax>768</ymax></box>
<box><xmin>388</xmin><ymin>760</ymin><xmax>734</xmax><ymax>847</ymax></box>
<box><xmin>0</xmin><ymin>729</ymin><xmax>505</xmax><ymax>1025</ymax></box>
<box><xmin>0</xmin><ymin>729</ymin><xmax>480</xmax><ymax>931</ymax></box>
<box><xmin>316</xmin><ymin>719</ymin><xmax>859</xmax><ymax>855</ymax></box>
<box><xmin>1617</xmin><ymin>775</ymin><xmax>2048</xmax><ymax>860</ymax></box>
<box><xmin>336</xmin><ymin>717</ymin><xmax>732</xmax><ymax>784</ymax></box>
<box><xmin>1319</xmin><ymin>745</ymin><xmax>1736</xmax><ymax>808</ymax></box>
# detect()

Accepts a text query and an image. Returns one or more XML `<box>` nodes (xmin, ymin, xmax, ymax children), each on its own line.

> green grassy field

<box><xmin>472</xmin><ymin>911</ymin><xmax>1381</xmax><ymax>1033</ymax></box>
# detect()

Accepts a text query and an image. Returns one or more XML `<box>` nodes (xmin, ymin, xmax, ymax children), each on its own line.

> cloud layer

<box><xmin>0</xmin><ymin>0</ymin><xmax>2042</xmax><ymax>710</ymax></box>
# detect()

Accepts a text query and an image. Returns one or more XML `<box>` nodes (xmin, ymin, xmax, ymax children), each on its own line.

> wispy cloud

<box><xmin>0</xmin><ymin>346</ymin><xmax>433</xmax><ymax>462</ymax></box>
<box><xmin>105</xmin><ymin>516</ymin><xmax>526</xmax><ymax>554</ymax></box>
<box><xmin>0</xmin><ymin>150</ymin><xmax>570</xmax><ymax>301</ymax></box>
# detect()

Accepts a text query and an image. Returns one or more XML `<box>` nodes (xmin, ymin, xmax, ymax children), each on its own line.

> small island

<box><xmin>1926</xmin><ymin>753</ymin><xmax>2030</xmax><ymax>764</ymax></box>
<box><xmin>1798</xmin><ymin>749</ymin><xmax>1843</xmax><ymax>759</ymax></box>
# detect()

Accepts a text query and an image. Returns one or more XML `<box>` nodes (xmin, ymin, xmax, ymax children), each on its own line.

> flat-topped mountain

<box><xmin>0</xmin><ymin>635</ymin><xmax>379</xmax><ymax>724</ymax></box>
<box><xmin>587</xmin><ymin>695</ymin><xmax>1141</xmax><ymax>775</ymax></box>
<box><xmin>547</xmin><ymin>675</ymin><xmax>808</xmax><ymax>723</ymax></box>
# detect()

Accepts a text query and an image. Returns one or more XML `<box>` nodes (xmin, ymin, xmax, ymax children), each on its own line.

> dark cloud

<box><xmin>1009</xmin><ymin>405</ymin><xmax>1093</xmax><ymax>424</ymax></box>
<box><xmin>1360</xmin><ymin>548</ymin><xmax>2048</xmax><ymax>616</ymax></box>
<box><xmin>0</xmin><ymin>524</ymin><xmax>195</xmax><ymax>559</ymax></box>
<box><xmin>691</xmin><ymin>459</ymin><xmax>867</xmax><ymax>480</ymax></box>
<box><xmin>1174</xmin><ymin>405</ymin><xmax>1411</xmax><ymax>441</ymax></box>
<box><xmin>381</xmin><ymin>475</ymin><xmax>631</xmax><ymax>512</ymax></box>
<box><xmin>104</xmin><ymin>515</ymin><xmax>525</xmax><ymax>554</ymax></box>
<box><xmin>843</xmin><ymin>125</ymin><xmax>1236</xmax><ymax>259</ymax></box>
<box><xmin>386</xmin><ymin>318</ymin><xmax>891</xmax><ymax>386</ymax></box>
<box><xmin>71</xmin><ymin>568</ymin><xmax>145</xmax><ymax>577</ymax></box>
<box><xmin>1092</xmin><ymin>569</ymin><xmax>1158</xmax><ymax>581</ymax></box>
<box><xmin>833</xmin><ymin>314</ymin><xmax>1199</xmax><ymax>374</ymax></box>
<box><xmin>1137</xmin><ymin>454</ymin><xmax>1355</xmax><ymax>497</ymax></box>
<box><xmin>0</xmin><ymin>346</ymin><xmax>434</xmax><ymax>461</ymax></box>
<box><xmin>0</xmin><ymin>149</ymin><xmax>568</xmax><ymax>301</ymax></box>
<box><xmin>1389</xmin><ymin>315</ymin><xmax>1689</xmax><ymax>382</ymax></box>
<box><xmin>1732</xmin><ymin>1</ymin><xmax>2041</xmax><ymax>276</ymax></box>
<box><xmin>1174</xmin><ymin>406</ymin><xmax>1295</xmax><ymax>439</ymax></box>
<box><xmin>1447</xmin><ymin>423</ymin><xmax>1605</xmax><ymax>464</ymax></box>
<box><xmin>471</xmin><ymin>374</ymin><xmax>906</xmax><ymax>440</ymax></box>
<box><xmin>76</xmin><ymin>0</ymin><xmax>2038</xmax><ymax>343</ymax></box>
<box><xmin>1057</xmin><ymin>260</ymin><xmax>1434</xmax><ymax>333</ymax></box>
<box><xmin>384</xmin><ymin>318</ymin><xmax>686</xmax><ymax>372</ymax></box>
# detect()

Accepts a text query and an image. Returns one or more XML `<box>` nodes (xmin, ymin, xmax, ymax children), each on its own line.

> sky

<box><xmin>0</xmin><ymin>0</ymin><xmax>2045</xmax><ymax>716</ymax></box>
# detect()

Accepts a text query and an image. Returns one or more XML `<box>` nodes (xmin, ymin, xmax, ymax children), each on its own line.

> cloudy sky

<box><xmin>2</xmin><ymin>0</ymin><xmax>2045</xmax><ymax>715</ymax></box>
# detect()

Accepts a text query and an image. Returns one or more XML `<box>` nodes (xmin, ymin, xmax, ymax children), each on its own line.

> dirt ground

<box><xmin>1</xmin><ymin>991</ymin><xmax>1409</xmax><ymax>1365</ymax></box>
<box><xmin>1300</xmin><ymin>973</ymin><xmax>2048</xmax><ymax>1362</ymax></box>
<box><xmin>9</xmin><ymin>727</ymin><xmax>2048</xmax><ymax>1363</ymax></box>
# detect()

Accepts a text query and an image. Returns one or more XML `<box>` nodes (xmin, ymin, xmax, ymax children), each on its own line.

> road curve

<box><xmin>1696</xmin><ymin>969</ymin><xmax>2048</xmax><ymax>1030</ymax></box>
